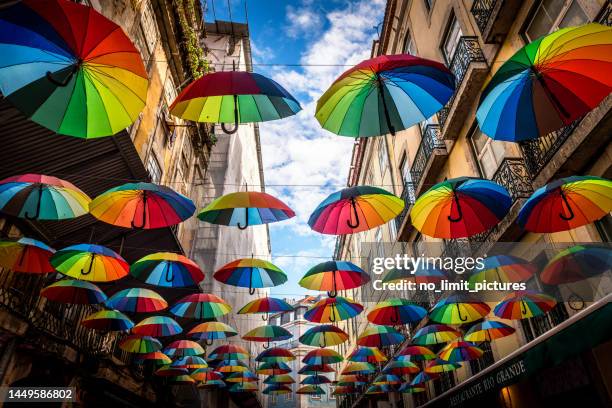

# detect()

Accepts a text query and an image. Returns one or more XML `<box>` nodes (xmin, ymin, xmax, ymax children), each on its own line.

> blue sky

<box><xmin>204</xmin><ymin>0</ymin><xmax>386</xmax><ymax>299</ymax></box>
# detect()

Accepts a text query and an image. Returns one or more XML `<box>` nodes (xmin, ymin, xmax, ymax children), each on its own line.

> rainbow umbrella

<box><xmin>348</xmin><ymin>347</ymin><xmax>387</xmax><ymax>363</ymax></box>
<box><xmin>308</xmin><ymin>186</ymin><xmax>404</xmax><ymax>235</ymax></box>
<box><xmin>299</xmin><ymin>261</ymin><xmax>370</xmax><ymax>298</ymax></box>
<box><xmin>132</xmin><ymin>316</ymin><xmax>182</xmax><ymax>337</ymax></box>
<box><xmin>464</xmin><ymin>320</ymin><xmax>516</xmax><ymax>343</ymax></box>
<box><xmin>366</xmin><ymin>385</ymin><xmax>391</xmax><ymax>394</ymax></box>
<box><xmin>164</xmin><ymin>340</ymin><xmax>205</xmax><ymax>358</ymax></box>
<box><xmin>477</xmin><ymin>23</ymin><xmax>612</xmax><ymax>141</ymax></box>
<box><xmin>256</xmin><ymin>361</ymin><xmax>291</xmax><ymax>376</ymax></box>
<box><xmin>90</xmin><ymin>183</ymin><xmax>195</xmax><ymax>229</ymax></box>
<box><xmin>382</xmin><ymin>265</ymin><xmax>447</xmax><ymax>285</ymax></box>
<box><xmin>304</xmin><ymin>296</ymin><xmax>363</xmax><ymax>323</ymax></box>
<box><xmin>494</xmin><ymin>290</ymin><xmax>556</xmax><ymax>319</ymax></box>
<box><xmin>155</xmin><ymin>366</ymin><xmax>189</xmax><ymax>377</ymax></box>
<box><xmin>238</xmin><ymin>297</ymin><xmax>293</xmax><ymax>321</ymax></box>
<box><xmin>198</xmin><ymin>191</ymin><xmax>295</xmax><ymax>229</ymax></box>
<box><xmin>412</xmin><ymin>324</ymin><xmax>461</xmax><ymax>345</ymax></box>
<box><xmin>243</xmin><ymin>325</ymin><xmax>292</xmax><ymax>349</ymax></box>
<box><xmin>262</xmin><ymin>384</ymin><xmax>291</xmax><ymax>395</ymax></box>
<box><xmin>0</xmin><ymin>237</ymin><xmax>55</xmax><ymax>273</ymax></box>
<box><xmin>131</xmin><ymin>252</ymin><xmax>204</xmax><ymax>287</ymax></box>
<box><xmin>429</xmin><ymin>294</ymin><xmax>491</xmax><ymax>324</ymax></box>
<box><xmin>518</xmin><ymin>176</ymin><xmax>612</xmax><ymax>233</ymax></box>
<box><xmin>264</xmin><ymin>374</ymin><xmax>295</xmax><ymax>384</ymax></box>
<box><xmin>40</xmin><ymin>279</ymin><xmax>107</xmax><ymax>304</ymax></box>
<box><xmin>410</xmin><ymin>372</ymin><xmax>439</xmax><ymax>385</ymax></box>
<box><xmin>397</xmin><ymin>345</ymin><xmax>436</xmax><ymax>361</ymax></box>
<box><xmin>0</xmin><ymin>0</ymin><xmax>147</xmax><ymax>138</ymax></box>
<box><xmin>398</xmin><ymin>384</ymin><xmax>426</xmax><ymax>393</ymax></box>
<box><xmin>469</xmin><ymin>255</ymin><xmax>536</xmax><ymax>286</ymax></box>
<box><xmin>411</xmin><ymin>177</ymin><xmax>511</xmax><ymax>238</ymax></box>
<box><xmin>226</xmin><ymin>372</ymin><xmax>258</xmax><ymax>383</ymax></box>
<box><xmin>256</xmin><ymin>348</ymin><xmax>296</xmax><ymax>363</ymax></box>
<box><xmin>424</xmin><ymin>358</ymin><xmax>461</xmax><ymax>374</ymax></box>
<box><xmin>373</xmin><ymin>374</ymin><xmax>401</xmax><ymax>385</ymax></box>
<box><xmin>0</xmin><ymin>174</ymin><xmax>90</xmax><ymax>220</ymax></box>
<box><xmin>383</xmin><ymin>360</ymin><xmax>420</xmax><ymax>376</ymax></box>
<box><xmin>338</xmin><ymin>374</ymin><xmax>368</xmax><ymax>383</ymax></box>
<box><xmin>169</xmin><ymin>375</ymin><xmax>195</xmax><ymax>384</ymax></box>
<box><xmin>301</xmin><ymin>375</ymin><xmax>331</xmax><ymax>385</ymax></box>
<box><xmin>367</xmin><ymin>298</ymin><xmax>427</xmax><ymax>325</ymax></box>
<box><xmin>229</xmin><ymin>382</ymin><xmax>257</xmax><ymax>392</ymax></box>
<box><xmin>300</xmin><ymin>325</ymin><xmax>348</xmax><ymax>348</ymax></box>
<box><xmin>214</xmin><ymin>258</ymin><xmax>287</xmax><ymax>295</ymax></box>
<box><xmin>216</xmin><ymin>360</ymin><xmax>249</xmax><ymax>373</ymax></box>
<box><xmin>337</xmin><ymin>380</ymin><xmax>367</xmax><ymax>387</ymax></box>
<box><xmin>315</xmin><ymin>54</ymin><xmax>454</xmax><ymax>137</ymax></box>
<box><xmin>439</xmin><ymin>341</ymin><xmax>484</xmax><ymax>363</ymax></box>
<box><xmin>191</xmin><ymin>369</ymin><xmax>222</xmax><ymax>382</ymax></box>
<box><xmin>303</xmin><ymin>348</ymin><xmax>343</xmax><ymax>365</ymax></box>
<box><xmin>136</xmin><ymin>352</ymin><xmax>172</xmax><ymax>365</ymax></box>
<box><xmin>198</xmin><ymin>379</ymin><xmax>226</xmax><ymax>388</ymax></box>
<box><xmin>209</xmin><ymin>345</ymin><xmax>249</xmax><ymax>361</ymax></box>
<box><xmin>119</xmin><ymin>335</ymin><xmax>162</xmax><ymax>353</ymax></box>
<box><xmin>170</xmin><ymin>293</ymin><xmax>231</xmax><ymax>320</ymax></box>
<box><xmin>357</xmin><ymin>326</ymin><xmax>404</xmax><ymax>347</ymax></box>
<box><xmin>297</xmin><ymin>385</ymin><xmax>325</xmax><ymax>395</ymax></box>
<box><xmin>541</xmin><ymin>245</ymin><xmax>612</xmax><ymax>284</ymax></box>
<box><xmin>81</xmin><ymin>309</ymin><xmax>133</xmax><ymax>331</ymax></box>
<box><xmin>334</xmin><ymin>386</ymin><xmax>358</xmax><ymax>395</ymax></box>
<box><xmin>298</xmin><ymin>364</ymin><xmax>335</xmax><ymax>375</ymax></box>
<box><xmin>188</xmin><ymin>321</ymin><xmax>238</xmax><ymax>343</ymax></box>
<box><xmin>105</xmin><ymin>288</ymin><xmax>167</xmax><ymax>313</ymax></box>
<box><xmin>342</xmin><ymin>362</ymin><xmax>376</xmax><ymax>375</ymax></box>
<box><xmin>171</xmin><ymin>356</ymin><xmax>208</xmax><ymax>369</ymax></box>
<box><xmin>51</xmin><ymin>244</ymin><xmax>128</xmax><ymax>282</ymax></box>
<box><xmin>169</xmin><ymin>70</ymin><xmax>301</xmax><ymax>134</ymax></box>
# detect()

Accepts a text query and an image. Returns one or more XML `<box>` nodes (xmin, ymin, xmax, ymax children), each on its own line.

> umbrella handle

<box><xmin>262</xmin><ymin>312</ymin><xmax>268</xmax><ymax>321</ymax></box>
<box><xmin>165</xmin><ymin>266</ymin><xmax>174</xmax><ymax>283</ymax></box>
<box><xmin>559</xmin><ymin>190</ymin><xmax>575</xmax><ymax>221</ymax></box>
<box><xmin>205</xmin><ymin>339</ymin><xmax>214</xmax><ymax>346</ymax></box>
<box><xmin>249</xmin><ymin>269</ymin><xmax>256</xmax><ymax>295</ymax></box>
<box><xmin>131</xmin><ymin>191</ymin><xmax>147</xmax><ymax>229</ymax></box>
<box><xmin>237</xmin><ymin>207</ymin><xmax>249</xmax><ymax>229</ymax></box>
<box><xmin>80</xmin><ymin>254</ymin><xmax>95</xmax><ymax>276</ymax></box>
<box><xmin>24</xmin><ymin>184</ymin><xmax>43</xmax><ymax>220</ymax></box>
<box><xmin>45</xmin><ymin>63</ymin><xmax>80</xmax><ymax>87</ymax></box>
<box><xmin>319</xmin><ymin>335</ymin><xmax>326</xmax><ymax>348</ymax></box>
<box><xmin>221</xmin><ymin>95</ymin><xmax>239</xmax><ymax>134</ymax></box>
<box><xmin>346</xmin><ymin>197</ymin><xmax>360</xmax><ymax>229</ymax></box>
<box><xmin>263</xmin><ymin>339</ymin><xmax>270</xmax><ymax>350</ymax></box>
<box><xmin>447</xmin><ymin>192</ymin><xmax>463</xmax><ymax>223</ymax></box>
<box><xmin>520</xmin><ymin>300</ymin><xmax>528</xmax><ymax>317</ymax></box>
<box><xmin>377</xmin><ymin>74</ymin><xmax>396</xmax><ymax>136</ymax></box>
<box><xmin>456</xmin><ymin>303</ymin><xmax>468</xmax><ymax>322</ymax></box>
<box><xmin>327</xmin><ymin>270</ymin><xmax>338</xmax><ymax>298</ymax></box>
<box><xmin>329</xmin><ymin>304</ymin><xmax>336</xmax><ymax>323</ymax></box>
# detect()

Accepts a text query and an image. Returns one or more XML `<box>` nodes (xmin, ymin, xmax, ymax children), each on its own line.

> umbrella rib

<box><xmin>86</xmin><ymin>64</ymin><xmax>147</xmax><ymax>106</ymax></box>
<box><xmin>82</xmin><ymin>68</ymin><xmax>115</xmax><ymax>132</ymax></box>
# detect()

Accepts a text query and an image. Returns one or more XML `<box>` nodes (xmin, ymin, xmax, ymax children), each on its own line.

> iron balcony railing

<box><xmin>492</xmin><ymin>158</ymin><xmax>533</xmax><ymax>201</ymax></box>
<box><xmin>470</xmin><ymin>0</ymin><xmax>497</xmax><ymax>35</ymax></box>
<box><xmin>394</xmin><ymin>181</ymin><xmax>416</xmax><ymax>232</ymax></box>
<box><xmin>410</xmin><ymin>124</ymin><xmax>445</xmax><ymax>189</ymax></box>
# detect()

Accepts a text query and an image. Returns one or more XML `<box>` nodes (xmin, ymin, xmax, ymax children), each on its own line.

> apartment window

<box><xmin>523</xmin><ymin>0</ymin><xmax>588</xmax><ymax>42</ymax></box>
<box><xmin>378</xmin><ymin>138</ymin><xmax>389</xmax><ymax>176</ymax></box>
<box><xmin>295</xmin><ymin>307</ymin><xmax>304</xmax><ymax>320</ymax></box>
<box><xmin>403</xmin><ymin>30</ymin><xmax>415</xmax><ymax>54</ymax></box>
<box><xmin>470</xmin><ymin>128</ymin><xmax>505</xmax><ymax>179</ymax></box>
<box><xmin>281</xmin><ymin>312</ymin><xmax>290</xmax><ymax>325</ymax></box>
<box><xmin>423</xmin><ymin>0</ymin><xmax>433</xmax><ymax>12</ymax></box>
<box><xmin>141</xmin><ymin>0</ymin><xmax>159</xmax><ymax>54</ymax></box>
<box><xmin>145</xmin><ymin>153</ymin><xmax>162</xmax><ymax>183</ymax></box>
<box><xmin>399</xmin><ymin>154</ymin><xmax>417</xmax><ymax>203</ymax></box>
<box><xmin>442</xmin><ymin>14</ymin><xmax>463</xmax><ymax>64</ymax></box>
<box><xmin>388</xmin><ymin>216</ymin><xmax>397</xmax><ymax>241</ymax></box>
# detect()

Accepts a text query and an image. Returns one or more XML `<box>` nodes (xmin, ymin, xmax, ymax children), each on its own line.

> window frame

<box><xmin>440</xmin><ymin>12</ymin><xmax>463</xmax><ymax>65</ymax></box>
<box><xmin>145</xmin><ymin>153</ymin><xmax>162</xmax><ymax>184</ymax></box>
<box><xmin>521</xmin><ymin>0</ymin><xmax>589</xmax><ymax>43</ymax></box>
<box><xmin>378</xmin><ymin>137</ymin><xmax>389</xmax><ymax>177</ymax></box>
<box><xmin>402</xmin><ymin>29</ymin><xmax>415</xmax><ymax>55</ymax></box>
<box><xmin>468</xmin><ymin>125</ymin><xmax>505</xmax><ymax>179</ymax></box>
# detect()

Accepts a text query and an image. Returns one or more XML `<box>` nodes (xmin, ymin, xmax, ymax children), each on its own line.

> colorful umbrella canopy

<box><xmin>303</xmin><ymin>348</ymin><xmax>343</xmax><ymax>365</ymax></box>
<box><xmin>191</xmin><ymin>369</ymin><xmax>222</xmax><ymax>382</ymax></box>
<box><xmin>119</xmin><ymin>335</ymin><xmax>162</xmax><ymax>353</ymax></box>
<box><xmin>170</xmin><ymin>293</ymin><xmax>231</xmax><ymax>320</ymax></box>
<box><xmin>216</xmin><ymin>360</ymin><xmax>249</xmax><ymax>373</ymax></box>
<box><xmin>298</xmin><ymin>364</ymin><xmax>335</xmax><ymax>375</ymax></box>
<box><xmin>410</xmin><ymin>372</ymin><xmax>439</xmax><ymax>385</ymax></box>
<box><xmin>132</xmin><ymin>316</ymin><xmax>182</xmax><ymax>337</ymax></box>
<box><xmin>0</xmin><ymin>0</ymin><xmax>147</xmax><ymax>138</ymax></box>
<box><xmin>171</xmin><ymin>356</ymin><xmax>208</xmax><ymax>369</ymax></box>
<box><xmin>494</xmin><ymin>290</ymin><xmax>556</xmax><ymax>319</ymax></box>
<box><xmin>397</xmin><ymin>345</ymin><xmax>437</xmax><ymax>361</ymax></box>
<box><xmin>262</xmin><ymin>384</ymin><xmax>292</xmax><ymax>395</ymax></box>
<box><xmin>164</xmin><ymin>340</ymin><xmax>205</xmax><ymax>358</ymax></box>
<box><xmin>424</xmin><ymin>358</ymin><xmax>461</xmax><ymax>374</ymax></box>
<box><xmin>308</xmin><ymin>186</ymin><xmax>404</xmax><ymax>235</ymax></box>
<box><xmin>366</xmin><ymin>384</ymin><xmax>391</xmax><ymax>394</ymax></box>
<box><xmin>225</xmin><ymin>371</ymin><xmax>258</xmax><ymax>383</ymax></box>
<box><xmin>412</xmin><ymin>324</ymin><xmax>461</xmax><ymax>345</ymax></box>
<box><xmin>188</xmin><ymin>321</ymin><xmax>238</xmax><ymax>343</ymax></box>
<box><xmin>315</xmin><ymin>54</ymin><xmax>455</xmax><ymax>137</ymax></box>
<box><xmin>540</xmin><ymin>245</ymin><xmax>612</xmax><ymax>284</ymax></box>
<box><xmin>297</xmin><ymin>385</ymin><xmax>325</xmax><ymax>395</ymax></box>
<box><xmin>337</xmin><ymin>380</ymin><xmax>367</xmax><ymax>387</ymax></box>
<box><xmin>299</xmin><ymin>261</ymin><xmax>370</xmax><ymax>298</ymax></box>
<box><xmin>383</xmin><ymin>360</ymin><xmax>420</xmax><ymax>376</ymax></box>
<box><xmin>90</xmin><ymin>183</ymin><xmax>195</xmax><ymax>229</ymax></box>
<box><xmin>348</xmin><ymin>347</ymin><xmax>387</xmax><ymax>363</ymax></box>
<box><xmin>155</xmin><ymin>366</ymin><xmax>189</xmax><ymax>377</ymax></box>
<box><xmin>333</xmin><ymin>385</ymin><xmax>358</xmax><ymax>395</ymax></box>
<box><xmin>518</xmin><ymin>176</ymin><xmax>612</xmax><ymax>233</ymax></box>
<box><xmin>198</xmin><ymin>191</ymin><xmax>295</xmax><ymax>229</ymax></box>
<box><xmin>398</xmin><ymin>384</ymin><xmax>426</xmax><ymax>393</ymax></box>
<box><xmin>238</xmin><ymin>297</ymin><xmax>293</xmax><ymax>320</ymax></box>
<box><xmin>169</xmin><ymin>70</ymin><xmax>301</xmax><ymax>134</ymax></box>
<box><xmin>256</xmin><ymin>348</ymin><xmax>296</xmax><ymax>363</ymax></box>
<box><xmin>136</xmin><ymin>352</ymin><xmax>172</xmax><ymax>365</ymax></box>
<box><xmin>130</xmin><ymin>252</ymin><xmax>204</xmax><ymax>287</ymax></box>
<box><xmin>429</xmin><ymin>294</ymin><xmax>491</xmax><ymax>324</ymax></box>
<box><xmin>342</xmin><ymin>362</ymin><xmax>376</xmax><ymax>375</ymax></box>
<box><xmin>51</xmin><ymin>244</ymin><xmax>128</xmax><ymax>282</ymax></box>
<box><xmin>243</xmin><ymin>325</ymin><xmax>292</xmax><ymax>349</ymax></box>
<box><xmin>40</xmin><ymin>279</ymin><xmax>107</xmax><ymax>304</ymax></box>
<box><xmin>300</xmin><ymin>325</ymin><xmax>348</xmax><ymax>348</ymax></box>
<box><xmin>301</xmin><ymin>375</ymin><xmax>331</xmax><ymax>385</ymax></box>
<box><xmin>439</xmin><ymin>341</ymin><xmax>484</xmax><ymax>363</ymax></box>
<box><xmin>81</xmin><ymin>309</ymin><xmax>133</xmax><ymax>331</ymax></box>
<box><xmin>0</xmin><ymin>237</ymin><xmax>55</xmax><ymax>273</ymax></box>
<box><xmin>411</xmin><ymin>177</ymin><xmax>511</xmax><ymax>238</ymax></box>
<box><xmin>476</xmin><ymin>23</ymin><xmax>612</xmax><ymax>141</ymax></box>
<box><xmin>469</xmin><ymin>255</ymin><xmax>536</xmax><ymax>286</ymax></box>
<box><xmin>338</xmin><ymin>374</ymin><xmax>368</xmax><ymax>383</ymax></box>
<box><xmin>264</xmin><ymin>374</ymin><xmax>295</xmax><ymax>384</ymax></box>
<box><xmin>357</xmin><ymin>326</ymin><xmax>404</xmax><ymax>347</ymax></box>
<box><xmin>367</xmin><ymin>298</ymin><xmax>427</xmax><ymax>325</ymax></box>
<box><xmin>209</xmin><ymin>345</ymin><xmax>249</xmax><ymax>361</ymax></box>
<box><xmin>373</xmin><ymin>374</ymin><xmax>401</xmax><ymax>385</ymax></box>
<box><xmin>229</xmin><ymin>382</ymin><xmax>258</xmax><ymax>392</ymax></box>
<box><xmin>198</xmin><ymin>379</ymin><xmax>226</xmax><ymax>388</ymax></box>
<box><xmin>105</xmin><ymin>288</ymin><xmax>167</xmax><ymax>313</ymax></box>
<box><xmin>0</xmin><ymin>174</ymin><xmax>90</xmax><ymax>220</ymax></box>
<box><xmin>382</xmin><ymin>265</ymin><xmax>447</xmax><ymax>285</ymax></box>
<box><xmin>256</xmin><ymin>361</ymin><xmax>291</xmax><ymax>376</ymax></box>
<box><xmin>304</xmin><ymin>296</ymin><xmax>363</xmax><ymax>323</ymax></box>
<box><xmin>214</xmin><ymin>258</ymin><xmax>287</xmax><ymax>295</ymax></box>
<box><xmin>464</xmin><ymin>320</ymin><xmax>516</xmax><ymax>343</ymax></box>
<box><xmin>169</xmin><ymin>375</ymin><xmax>195</xmax><ymax>384</ymax></box>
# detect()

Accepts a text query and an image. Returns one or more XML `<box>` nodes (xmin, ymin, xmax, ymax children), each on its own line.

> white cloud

<box><xmin>285</xmin><ymin>3</ymin><xmax>323</xmax><ymax>39</ymax></box>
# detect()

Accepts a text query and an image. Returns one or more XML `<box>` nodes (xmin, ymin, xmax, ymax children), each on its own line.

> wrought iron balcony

<box><xmin>394</xmin><ymin>181</ymin><xmax>416</xmax><ymax>234</ymax></box>
<box><xmin>492</xmin><ymin>158</ymin><xmax>533</xmax><ymax>201</ymax></box>
<box><xmin>470</xmin><ymin>0</ymin><xmax>521</xmax><ymax>43</ymax></box>
<box><xmin>410</xmin><ymin>124</ymin><xmax>447</xmax><ymax>195</ymax></box>
<box><xmin>471</xmin><ymin>0</ymin><xmax>496</xmax><ymax>35</ymax></box>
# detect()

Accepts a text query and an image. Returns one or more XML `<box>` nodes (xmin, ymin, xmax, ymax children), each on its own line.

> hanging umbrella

<box><xmin>169</xmin><ymin>375</ymin><xmax>196</xmax><ymax>384</ymax></box>
<box><xmin>298</xmin><ymin>364</ymin><xmax>335</xmax><ymax>375</ymax></box>
<box><xmin>366</xmin><ymin>385</ymin><xmax>390</xmax><ymax>394</ymax></box>
<box><xmin>119</xmin><ymin>335</ymin><xmax>162</xmax><ymax>353</ymax></box>
<box><xmin>337</xmin><ymin>380</ymin><xmax>367</xmax><ymax>387</ymax></box>
<box><xmin>171</xmin><ymin>356</ymin><xmax>208</xmax><ymax>369</ymax></box>
<box><xmin>412</xmin><ymin>324</ymin><xmax>461</xmax><ymax>345</ymax></box>
<box><xmin>382</xmin><ymin>264</ymin><xmax>447</xmax><ymax>285</ymax></box>
<box><xmin>80</xmin><ymin>309</ymin><xmax>133</xmax><ymax>331</ymax></box>
<box><xmin>494</xmin><ymin>290</ymin><xmax>556</xmax><ymax>319</ymax></box>
<box><xmin>410</xmin><ymin>372</ymin><xmax>439</xmax><ymax>385</ymax></box>
<box><xmin>90</xmin><ymin>183</ymin><xmax>195</xmax><ymax>229</ymax></box>
<box><xmin>188</xmin><ymin>321</ymin><xmax>238</xmax><ymax>343</ymax></box>
<box><xmin>209</xmin><ymin>345</ymin><xmax>249</xmax><ymax>361</ymax></box>
<box><xmin>0</xmin><ymin>174</ymin><xmax>90</xmax><ymax>220</ymax></box>
<box><xmin>411</xmin><ymin>177</ymin><xmax>511</xmax><ymax>238</ymax></box>
<box><xmin>301</xmin><ymin>375</ymin><xmax>331</xmax><ymax>385</ymax></box>
<box><xmin>132</xmin><ymin>316</ymin><xmax>182</xmax><ymax>337</ymax></box>
<box><xmin>439</xmin><ymin>341</ymin><xmax>484</xmax><ymax>363</ymax></box>
<box><xmin>338</xmin><ymin>374</ymin><xmax>368</xmax><ymax>383</ymax></box>
<box><xmin>256</xmin><ymin>348</ymin><xmax>296</xmax><ymax>363</ymax></box>
<box><xmin>164</xmin><ymin>340</ymin><xmax>205</xmax><ymax>358</ymax></box>
<box><xmin>229</xmin><ymin>382</ymin><xmax>258</xmax><ymax>392</ymax></box>
<box><xmin>383</xmin><ymin>360</ymin><xmax>420</xmax><ymax>376</ymax></box>
<box><xmin>300</xmin><ymin>325</ymin><xmax>348</xmax><ymax>348</ymax></box>
<box><xmin>256</xmin><ymin>361</ymin><xmax>291</xmax><ymax>376</ymax></box>
<box><xmin>397</xmin><ymin>345</ymin><xmax>437</xmax><ymax>361</ymax></box>
<box><xmin>136</xmin><ymin>351</ymin><xmax>172</xmax><ymax>365</ymax></box>
<box><xmin>51</xmin><ymin>244</ymin><xmax>128</xmax><ymax>282</ymax></box>
<box><xmin>214</xmin><ymin>258</ymin><xmax>287</xmax><ymax>295</ymax></box>
<box><xmin>424</xmin><ymin>358</ymin><xmax>461</xmax><ymax>374</ymax></box>
<box><xmin>373</xmin><ymin>374</ymin><xmax>401</xmax><ymax>385</ymax></box>
<box><xmin>105</xmin><ymin>288</ymin><xmax>167</xmax><ymax>313</ymax></box>
<box><xmin>198</xmin><ymin>191</ymin><xmax>295</xmax><ymax>229</ymax></box>
<box><xmin>216</xmin><ymin>360</ymin><xmax>249</xmax><ymax>373</ymax></box>
<box><xmin>171</xmin><ymin>293</ymin><xmax>231</xmax><ymax>320</ymax></box>
<box><xmin>429</xmin><ymin>294</ymin><xmax>491</xmax><ymax>324</ymax></box>
<box><xmin>225</xmin><ymin>371</ymin><xmax>258</xmax><ymax>383</ymax></box>
<box><xmin>348</xmin><ymin>347</ymin><xmax>387</xmax><ymax>363</ymax></box>
<box><xmin>303</xmin><ymin>348</ymin><xmax>343</xmax><ymax>365</ymax></box>
<box><xmin>0</xmin><ymin>237</ymin><xmax>55</xmax><ymax>273</ymax></box>
<box><xmin>367</xmin><ymin>298</ymin><xmax>427</xmax><ymax>325</ymax></box>
<box><xmin>191</xmin><ymin>369</ymin><xmax>222</xmax><ymax>382</ymax></box>
<box><xmin>299</xmin><ymin>261</ymin><xmax>370</xmax><ymax>298</ymax></box>
<box><xmin>238</xmin><ymin>297</ymin><xmax>293</xmax><ymax>321</ymax></box>
<box><xmin>316</xmin><ymin>54</ymin><xmax>454</xmax><ymax>137</ymax></box>
<box><xmin>341</xmin><ymin>362</ymin><xmax>376</xmax><ymax>375</ymax></box>
<box><xmin>541</xmin><ymin>244</ymin><xmax>612</xmax><ymax>284</ymax></box>
<box><xmin>242</xmin><ymin>325</ymin><xmax>292</xmax><ymax>349</ymax></box>
<box><xmin>476</xmin><ymin>23</ymin><xmax>612</xmax><ymax>142</ymax></box>
<box><xmin>40</xmin><ymin>279</ymin><xmax>107</xmax><ymax>304</ymax></box>
<box><xmin>155</xmin><ymin>366</ymin><xmax>189</xmax><ymax>377</ymax></box>
<box><xmin>357</xmin><ymin>326</ymin><xmax>404</xmax><ymax>347</ymax></box>
<box><xmin>464</xmin><ymin>320</ymin><xmax>516</xmax><ymax>343</ymax></box>
<box><xmin>297</xmin><ymin>385</ymin><xmax>325</xmax><ymax>395</ymax></box>
<box><xmin>0</xmin><ymin>0</ymin><xmax>147</xmax><ymax>138</ymax></box>
<box><xmin>169</xmin><ymin>69</ymin><xmax>301</xmax><ymax>134</ymax></box>
<box><xmin>264</xmin><ymin>374</ymin><xmax>295</xmax><ymax>384</ymax></box>
<box><xmin>130</xmin><ymin>252</ymin><xmax>204</xmax><ymax>287</ymax></box>
<box><xmin>334</xmin><ymin>385</ymin><xmax>357</xmax><ymax>395</ymax></box>
<box><xmin>198</xmin><ymin>379</ymin><xmax>226</xmax><ymax>388</ymax></box>
<box><xmin>308</xmin><ymin>186</ymin><xmax>404</xmax><ymax>235</ymax></box>
<box><xmin>304</xmin><ymin>296</ymin><xmax>363</xmax><ymax>323</ymax></box>
<box><xmin>518</xmin><ymin>176</ymin><xmax>612</xmax><ymax>233</ymax></box>
<box><xmin>262</xmin><ymin>384</ymin><xmax>292</xmax><ymax>395</ymax></box>
<box><xmin>469</xmin><ymin>255</ymin><xmax>536</xmax><ymax>286</ymax></box>
<box><xmin>398</xmin><ymin>384</ymin><xmax>426</xmax><ymax>393</ymax></box>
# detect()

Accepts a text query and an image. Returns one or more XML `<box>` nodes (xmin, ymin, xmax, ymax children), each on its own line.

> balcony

<box><xmin>437</xmin><ymin>37</ymin><xmax>488</xmax><ymax>140</ymax></box>
<box><xmin>471</xmin><ymin>0</ymin><xmax>521</xmax><ymax>43</ymax></box>
<box><xmin>410</xmin><ymin>124</ymin><xmax>447</xmax><ymax>196</ymax></box>
<box><xmin>395</xmin><ymin>181</ymin><xmax>416</xmax><ymax>240</ymax></box>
